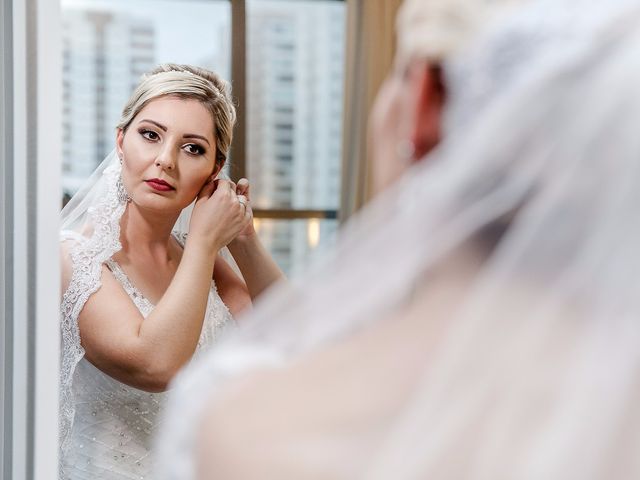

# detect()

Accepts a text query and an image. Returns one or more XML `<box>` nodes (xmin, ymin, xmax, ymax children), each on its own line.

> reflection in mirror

<box><xmin>61</xmin><ymin>0</ymin><xmax>231</xmax><ymax>203</ymax></box>
<box><xmin>58</xmin><ymin>0</ymin><xmax>346</xmax><ymax>478</ymax></box>
<box><xmin>58</xmin><ymin>2</ymin><xmax>241</xmax><ymax>478</ymax></box>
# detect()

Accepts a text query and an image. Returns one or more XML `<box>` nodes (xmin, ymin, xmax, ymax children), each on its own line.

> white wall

<box><xmin>1</xmin><ymin>0</ymin><xmax>61</xmax><ymax>478</ymax></box>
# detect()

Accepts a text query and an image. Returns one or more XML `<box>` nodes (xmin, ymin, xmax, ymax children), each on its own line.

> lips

<box><xmin>146</xmin><ymin>178</ymin><xmax>175</xmax><ymax>192</ymax></box>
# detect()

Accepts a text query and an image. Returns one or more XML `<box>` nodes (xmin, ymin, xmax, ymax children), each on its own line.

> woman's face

<box><xmin>116</xmin><ymin>95</ymin><xmax>220</xmax><ymax>213</ymax></box>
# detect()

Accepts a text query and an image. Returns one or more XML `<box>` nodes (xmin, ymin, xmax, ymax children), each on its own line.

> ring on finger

<box><xmin>237</xmin><ymin>195</ymin><xmax>248</xmax><ymax>208</ymax></box>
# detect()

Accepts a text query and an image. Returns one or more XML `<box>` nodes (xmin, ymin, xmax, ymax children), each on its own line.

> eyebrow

<box><xmin>139</xmin><ymin>119</ymin><xmax>211</xmax><ymax>146</ymax></box>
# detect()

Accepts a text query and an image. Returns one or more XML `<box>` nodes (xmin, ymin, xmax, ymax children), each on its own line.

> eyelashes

<box><xmin>185</xmin><ymin>143</ymin><xmax>206</xmax><ymax>155</ymax></box>
<box><xmin>139</xmin><ymin>129</ymin><xmax>159</xmax><ymax>141</ymax></box>
<box><xmin>137</xmin><ymin>128</ymin><xmax>207</xmax><ymax>156</ymax></box>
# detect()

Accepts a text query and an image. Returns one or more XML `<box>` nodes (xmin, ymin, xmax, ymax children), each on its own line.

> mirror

<box><xmin>57</xmin><ymin>1</ymin><xmax>345</xmax><ymax>477</ymax></box>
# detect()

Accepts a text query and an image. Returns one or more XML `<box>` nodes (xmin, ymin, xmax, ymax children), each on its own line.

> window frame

<box><xmin>229</xmin><ymin>0</ymin><xmax>345</xmax><ymax>223</ymax></box>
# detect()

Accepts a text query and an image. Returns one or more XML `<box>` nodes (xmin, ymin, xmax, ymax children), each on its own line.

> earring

<box><xmin>116</xmin><ymin>153</ymin><xmax>132</xmax><ymax>203</ymax></box>
<box><xmin>116</xmin><ymin>166</ymin><xmax>132</xmax><ymax>205</ymax></box>
<box><xmin>116</xmin><ymin>175</ymin><xmax>131</xmax><ymax>204</ymax></box>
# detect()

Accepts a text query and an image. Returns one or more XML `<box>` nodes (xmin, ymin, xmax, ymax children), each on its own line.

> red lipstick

<box><xmin>146</xmin><ymin>178</ymin><xmax>175</xmax><ymax>192</ymax></box>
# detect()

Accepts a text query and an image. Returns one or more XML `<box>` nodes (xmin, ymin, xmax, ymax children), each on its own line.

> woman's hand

<box><xmin>188</xmin><ymin>178</ymin><xmax>252</xmax><ymax>254</ymax></box>
<box><xmin>225</xmin><ymin>177</ymin><xmax>286</xmax><ymax>300</ymax></box>
<box><xmin>231</xmin><ymin>178</ymin><xmax>257</xmax><ymax>242</ymax></box>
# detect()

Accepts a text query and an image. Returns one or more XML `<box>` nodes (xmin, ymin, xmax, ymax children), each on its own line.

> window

<box><xmin>244</xmin><ymin>0</ymin><xmax>345</xmax><ymax>274</ymax></box>
<box><xmin>60</xmin><ymin>0</ymin><xmax>346</xmax><ymax>275</ymax></box>
<box><xmin>60</xmin><ymin>0</ymin><xmax>231</xmax><ymax>196</ymax></box>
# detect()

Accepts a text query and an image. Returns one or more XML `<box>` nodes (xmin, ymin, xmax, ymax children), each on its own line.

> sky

<box><xmin>60</xmin><ymin>0</ymin><xmax>340</xmax><ymax>69</ymax></box>
<box><xmin>61</xmin><ymin>0</ymin><xmax>231</xmax><ymax>67</ymax></box>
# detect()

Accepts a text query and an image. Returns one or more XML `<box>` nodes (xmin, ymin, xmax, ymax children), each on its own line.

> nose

<box><xmin>155</xmin><ymin>147</ymin><xmax>176</xmax><ymax>170</ymax></box>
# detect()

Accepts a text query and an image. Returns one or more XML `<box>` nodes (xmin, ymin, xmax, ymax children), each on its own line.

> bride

<box><xmin>59</xmin><ymin>63</ymin><xmax>283</xmax><ymax>478</ymax></box>
<box><xmin>157</xmin><ymin>0</ymin><xmax>640</xmax><ymax>478</ymax></box>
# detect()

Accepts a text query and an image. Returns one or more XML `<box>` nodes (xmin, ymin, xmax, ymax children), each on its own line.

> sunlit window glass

<box><xmin>246</xmin><ymin>0</ymin><xmax>345</xmax><ymax>211</ymax></box>
<box><xmin>253</xmin><ymin>218</ymin><xmax>339</xmax><ymax>275</ymax></box>
<box><xmin>247</xmin><ymin>0</ymin><xmax>346</xmax><ymax>275</ymax></box>
<box><xmin>60</xmin><ymin>0</ymin><xmax>345</xmax><ymax>276</ymax></box>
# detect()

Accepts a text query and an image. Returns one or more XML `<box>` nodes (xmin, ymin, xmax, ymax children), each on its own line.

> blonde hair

<box><xmin>396</xmin><ymin>0</ymin><xmax>519</xmax><ymax>64</ymax></box>
<box><xmin>116</xmin><ymin>63</ymin><xmax>236</xmax><ymax>167</ymax></box>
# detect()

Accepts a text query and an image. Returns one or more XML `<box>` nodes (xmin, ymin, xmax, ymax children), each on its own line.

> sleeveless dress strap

<box><xmin>173</xmin><ymin>231</ymin><xmax>188</xmax><ymax>248</ymax></box>
<box><xmin>104</xmin><ymin>258</ymin><xmax>155</xmax><ymax>317</ymax></box>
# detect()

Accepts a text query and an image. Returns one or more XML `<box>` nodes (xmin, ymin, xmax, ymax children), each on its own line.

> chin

<box><xmin>133</xmin><ymin>192</ymin><xmax>184</xmax><ymax>213</ymax></box>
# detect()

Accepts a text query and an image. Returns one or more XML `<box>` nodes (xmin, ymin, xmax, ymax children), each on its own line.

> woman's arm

<box><xmin>227</xmin><ymin>233</ymin><xmax>285</xmax><ymax>300</ymax></box>
<box><xmin>70</xmin><ymin>180</ymin><xmax>251</xmax><ymax>392</ymax></box>
<box><xmin>76</xmin><ymin>242</ymin><xmax>217</xmax><ymax>392</ymax></box>
<box><xmin>227</xmin><ymin>178</ymin><xmax>286</xmax><ymax>300</ymax></box>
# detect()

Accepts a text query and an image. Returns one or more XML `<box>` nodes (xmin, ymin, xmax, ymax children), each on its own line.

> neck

<box><xmin>118</xmin><ymin>203</ymin><xmax>181</xmax><ymax>262</ymax></box>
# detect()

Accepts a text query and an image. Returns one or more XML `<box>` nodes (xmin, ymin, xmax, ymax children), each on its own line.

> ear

<box><xmin>211</xmin><ymin>159</ymin><xmax>224</xmax><ymax>179</ymax></box>
<box><xmin>115</xmin><ymin>128</ymin><xmax>125</xmax><ymax>159</ymax></box>
<box><xmin>409</xmin><ymin>63</ymin><xmax>446</xmax><ymax>161</ymax></box>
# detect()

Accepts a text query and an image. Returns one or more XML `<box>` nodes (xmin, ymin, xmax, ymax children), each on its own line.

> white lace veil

<box><xmin>59</xmin><ymin>149</ymin><xmax>126</xmax><ymax>457</ymax></box>
<box><xmin>157</xmin><ymin>0</ymin><xmax>640</xmax><ymax>478</ymax></box>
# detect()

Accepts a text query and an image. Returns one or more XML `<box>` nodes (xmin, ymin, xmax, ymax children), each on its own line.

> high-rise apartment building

<box><xmin>62</xmin><ymin>10</ymin><xmax>155</xmax><ymax>196</ymax></box>
<box><xmin>246</xmin><ymin>2</ymin><xmax>344</xmax><ymax>273</ymax></box>
<box><xmin>60</xmin><ymin>2</ymin><xmax>345</xmax><ymax>274</ymax></box>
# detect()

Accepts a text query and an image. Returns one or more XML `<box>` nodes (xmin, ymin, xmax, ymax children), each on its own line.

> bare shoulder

<box><xmin>194</xmin><ymin>320</ymin><xmax>410</xmax><ymax>480</ymax></box>
<box><xmin>77</xmin><ymin>263</ymin><xmax>143</xmax><ymax>344</ymax></box>
<box><xmin>59</xmin><ymin>234</ymin><xmax>148</xmax><ymax>381</ymax></box>
<box><xmin>194</xmin><ymin>286</ymin><xmax>448</xmax><ymax>479</ymax></box>
<box><xmin>195</xmin><ymin>367</ymin><xmax>317</xmax><ymax>480</ymax></box>
<box><xmin>195</xmin><ymin>336</ymin><xmax>395</xmax><ymax>480</ymax></box>
<box><xmin>75</xmin><ymin>263</ymin><xmax>154</xmax><ymax>385</ymax></box>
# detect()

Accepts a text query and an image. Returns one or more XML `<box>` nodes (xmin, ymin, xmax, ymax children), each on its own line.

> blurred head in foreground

<box><xmin>159</xmin><ymin>0</ymin><xmax>640</xmax><ymax>479</ymax></box>
<box><xmin>368</xmin><ymin>0</ymin><xmax>518</xmax><ymax>194</ymax></box>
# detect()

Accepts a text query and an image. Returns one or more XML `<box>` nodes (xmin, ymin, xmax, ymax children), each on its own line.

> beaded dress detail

<box><xmin>59</xmin><ymin>155</ymin><xmax>234</xmax><ymax>479</ymax></box>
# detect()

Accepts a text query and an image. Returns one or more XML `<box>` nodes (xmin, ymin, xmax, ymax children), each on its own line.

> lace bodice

<box><xmin>59</xmin><ymin>233</ymin><xmax>234</xmax><ymax>480</ymax></box>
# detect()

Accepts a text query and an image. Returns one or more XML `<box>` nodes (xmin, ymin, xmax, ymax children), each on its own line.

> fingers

<box><xmin>236</xmin><ymin>178</ymin><xmax>250</xmax><ymax>197</ymax></box>
<box><xmin>205</xmin><ymin>178</ymin><xmax>251</xmax><ymax>198</ymax></box>
<box><xmin>207</xmin><ymin>179</ymin><xmax>251</xmax><ymax>220</ymax></box>
<box><xmin>190</xmin><ymin>178</ymin><xmax>254</xmax><ymax>249</ymax></box>
<box><xmin>236</xmin><ymin>194</ymin><xmax>248</xmax><ymax>213</ymax></box>
<box><xmin>198</xmin><ymin>176</ymin><xmax>234</xmax><ymax>202</ymax></box>
<box><xmin>211</xmin><ymin>179</ymin><xmax>236</xmax><ymax>195</ymax></box>
<box><xmin>196</xmin><ymin>176</ymin><xmax>216</xmax><ymax>201</ymax></box>
<box><xmin>215</xmin><ymin>179</ymin><xmax>251</xmax><ymax>216</ymax></box>
<box><xmin>213</xmin><ymin>179</ymin><xmax>232</xmax><ymax>189</ymax></box>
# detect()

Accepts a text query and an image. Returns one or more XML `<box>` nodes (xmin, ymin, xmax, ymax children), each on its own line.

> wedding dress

<box><xmin>59</xmin><ymin>151</ymin><xmax>234</xmax><ymax>479</ymax></box>
<box><xmin>155</xmin><ymin>0</ymin><xmax>640</xmax><ymax>478</ymax></box>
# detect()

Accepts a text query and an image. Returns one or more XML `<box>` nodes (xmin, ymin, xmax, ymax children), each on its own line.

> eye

<box><xmin>184</xmin><ymin>143</ymin><xmax>206</xmax><ymax>156</ymax></box>
<box><xmin>139</xmin><ymin>129</ymin><xmax>159</xmax><ymax>141</ymax></box>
